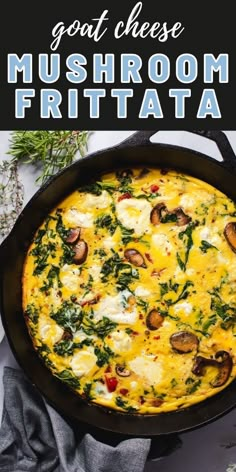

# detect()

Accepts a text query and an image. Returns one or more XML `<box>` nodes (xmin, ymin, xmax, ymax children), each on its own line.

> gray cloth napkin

<box><xmin>0</xmin><ymin>367</ymin><xmax>152</xmax><ymax>472</ymax></box>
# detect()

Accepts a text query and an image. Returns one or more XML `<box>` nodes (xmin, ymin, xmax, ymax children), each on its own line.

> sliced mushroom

<box><xmin>124</xmin><ymin>248</ymin><xmax>147</xmax><ymax>268</ymax></box>
<box><xmin>150</xmin><ymin>203</ymin><xmax>166</xmax><ymax>225</ymax></box>
<box><xmin>146</xmin><ymin>310</ymin><xmax>164</xmax><ymax>330</ymax></box>
<box><xmin>173</xmin><ymin>208</ymin><xmax>191</xmax><ymax>226</ymax></box>
<box><xmin>62</xmin><ymin>330</ymin><xmax>73</xmax><ymax>341</ymax></box>
<box><xmin>73</xmin><ymin>240</ymin><xmax>88</xmax><ymax>265</ymax></box>
<box><xmin>115</xmin><ymin>365</ymin><xmax>131</xmax><ymax>377</ymax></box>
<box><xmin>224</xmin><ymin>222</ymin><xmax>236</xmax><ymax>253</ymax></box>
<box><xmin>170</xmin><ymin>331</ymin><xmax>199</xmax><ymax>353</ymax></box>
<box><xmin>192</xmin><ymin>351</ymin><xmax>233</xmax><ymax>388</ymax></box>
<box><xmin>211</xmin><ymin>351</ymin><xmax>233</xmax><ymax>387</ymax></box>
<box><xmin>66</xmin><ymin>227</ymin><xmax>81</xmax><ymax>244</ymax></box>
<box><xmin>192</xmin><ymin>355</ymin><xmax>218</xmax><ymax>376</ymax></box>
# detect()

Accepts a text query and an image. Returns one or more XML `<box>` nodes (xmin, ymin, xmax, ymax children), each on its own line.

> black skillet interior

<box><xmin>1</xmin><ymin>130</ymin><xmax>236</xmax><ymax>437</ymax></box>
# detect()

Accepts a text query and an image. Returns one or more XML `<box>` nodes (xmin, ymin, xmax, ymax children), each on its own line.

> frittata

<box><xmin>22</xmin><ymin>168</ymin><xmax>236</xmax><ymax>413</ymax></box>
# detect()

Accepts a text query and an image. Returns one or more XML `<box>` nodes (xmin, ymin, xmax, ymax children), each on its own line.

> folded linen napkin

<box><xmin>0</xmin><ymin>367</ymin><xmax>180</xmax><ymax>472</ymax></box>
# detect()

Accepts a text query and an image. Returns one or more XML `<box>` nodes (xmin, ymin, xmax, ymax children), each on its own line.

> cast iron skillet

<box><xmin>1</xmin><ymin>130</ymin><xmax>236</xmax><ymax>437</ymax></box>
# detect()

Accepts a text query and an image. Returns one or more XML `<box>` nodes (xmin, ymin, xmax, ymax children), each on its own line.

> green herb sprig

<box><xmin>8</xmin><ymin>130</ymin><xmax>89</xmax><ymax>184</ymax></box>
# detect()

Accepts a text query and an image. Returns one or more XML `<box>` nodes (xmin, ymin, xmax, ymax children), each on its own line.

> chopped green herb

<box><xmin>176</xmin><ymin>223</ymin><xmax>195</xmax><ymax>271</ymax></box>
<box><xmin>115</xmin><ymin>396</ymin><xmax>137</xmax><ymax>412</ymax></box>
<box><xmin>95</xmin><ymin>214</ymin><xmax>117</xmax><ymax>236</ymax></box>
<box><xmin>94</xmin><ymin>248</ymin><xmax>107</xmax><ymax>257</ymax></box>
<box><xmin>37</xmin><ymin>343</ymin><xmax>53</xmax><ymax>368</ymax></box>
<box><xmin>186</xmin><ymin>379</ymin><xmax>201</xmax><ymax>394</ymax></box>
<box><xmin>55</xmin><ymin>369</ymin><xmax>80</xmax><ymax>389</ymax></box>
<box><xmin>200</xmin><ymin>240</ymin><xmax>218</xmax><ymax>253</ymax></box>
<box><xmin>51</xmin><ymin>302</ymin><xmax>82</xmax><ymax>333</ymax></box>
<box><xmin>171</xmin><ymin>378</ymin><xmax>178</xmax><ymax>388</ymax></box>
<box><xmin>60</xmin><ymin>243</ymin><xmax>75</xmax><ymax>265</ymax></box>
<box><xmin>160</xmin><ymin>213</ymin><xmax>178</xmax><ymax>223</ymax></box>
<box><xmin>94</xmin><ymin>345</ymin><xmax>115</xmax><ymax>367</ymax></box>
<box><xmin>25</xmin><ymin>304</ymin><xmax>39</xmax><ymax>324</ymax></box>
<box><xmin>40</xmin><ymin>265</ymin><xmax>62</xmax><ymax>292</ymax></box>
<box><xmin>165</xmin><ymin>281</ymin><xmax>194</xmax><ymax>306</ymax></box>
<box><xmin>82</xmin><ymin>316</ymin><xmax>117</xmax><ymax>339</ymax></box>
<box><xmin>80</xmin><ymin>181</ymin><xmax>116</xmax><ymax>196</ymax></box>
<box><xmin>136</xmin><ymin>298</ymin><xmax>149</xmax><ymax>313</ymax></box>
<box><xmin>55</xmin><ymin>211</ymin><xmax>69</xmax><ymax>241</ymax></box>
<box><xmin>202</xmin><ymin>315</ymin><xmax>217</xmax><ymax>333</ymax></box>
<box><xmin>83</xmin><ymin>383</ymin><xmax>94</xmax><ymax>400</ymax></box>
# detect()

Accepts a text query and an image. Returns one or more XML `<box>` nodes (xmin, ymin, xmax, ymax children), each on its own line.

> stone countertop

<box><xmin>1</xmin><ymin>130</ymin><xmax>236</xmax><ymax>472</ymax></box>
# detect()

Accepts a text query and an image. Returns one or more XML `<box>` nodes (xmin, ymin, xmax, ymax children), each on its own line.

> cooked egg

<box><xmin>23</xmin><ymin>167</ymin><xmax>236</xmax><ymax>415</ymax></box>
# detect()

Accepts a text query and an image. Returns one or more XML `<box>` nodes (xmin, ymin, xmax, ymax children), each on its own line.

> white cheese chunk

<box><xmin>60</xmin><ymin>265</ymin><xmax>81</xmax><ymax>291</ymax></box>
<box><xmin>70</xmin><ymin>350</ymin><xmax>97</xmax><ymax>377</ymax></box>
<box><xmin>174</xmin><ymin>301</ymin><xmax>193</xmax><ymax>315</ymax></box>
<box><xmin>94</xmin><ymin>292</ymin><xmax>138</xmax><ymax>324</ymax></box>
<box><xmin>64</xmin><ymin>208</ymin><xmax>93</xmax><ymax>228</ymax></box>
<box><xmin>39</xmin><ymin>320</ymin><xmax>63</xmax><ymax>344</ymax></box>
<box><xmin>116</xmin><ymin>198</ymin><xmax>152</xmax><ymax>236</ymax></box>
<box><xmin>103</xmin><ymin>236</ymin><xmax>116</xmax><ymax>250</ymax></box>
<box><xmin>152</xmin><ymin>233</ymin><xmax>173</xmax><ymax>252</ymax></box>
<box><xmin>129</xmin><ymin>356</ymin><xmax>163</xmax><ymax>385</ymax></box>
<box><xmin>90</xmin><ymin>264</ymin><xmax>101</xmax><ymax>282</ymax></box>
<box><xmin>135</xmin><ymin>286</ymin><xmax>151</xmax><ymax>297</ymax></box>
<box><xmin>83</xmin><ymin>190</ymin><xmax>111</xmax><ymax>209</ymax></box>
<box><xmin>109</xmin><ymin>330</ymin><xmax>132</xmax><ymax>353</ymax></box>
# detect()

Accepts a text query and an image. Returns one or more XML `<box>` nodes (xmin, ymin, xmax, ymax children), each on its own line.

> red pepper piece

<box><xmin>118</xmin><ymin>192</ymin><xmax>132</xmax><ymax>202</ymax></box>
<box><xmin>105</xmin><ymin>375</ymin><xmax>118</xmax><ymax>392</ymax></box>
<box><xmin>120</xmin><ymin>388</ymin><xmax>129</xmax><ymax>396</ymax></box>
<box><xmin>150</xmin><ymin>184</ymin><xmax>159</xmax><ymax>193</ymax></box>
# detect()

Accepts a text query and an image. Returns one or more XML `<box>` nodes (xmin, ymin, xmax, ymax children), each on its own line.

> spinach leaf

<box><xmin>200</xmin><ymin>240</ymin><xmax>218</xmax><ymax>253</ymax></box>
<box><xmin>210</xmin><ymin>294</ymin><xmax>236</xmax><ymax>330</ymax></box>
<box><xmin>202</xmin><ymin>314</ymin><xmax>217</xmax><ymax>334</ymax></box>
<box><xmin>80</xmin><ymin>182</ymin><xmax>116</xmax><ymax>196</ymax></box>
<box><xmin>115</xmin><ymin>396</ymin><xmax>137</xmax><ymax>412</ymax></box>
<box><xmin>55</xmin><ymin>369</ymin><xmax>80</xmax><ymax>389</ymax></box>
<box><xmin>165</xmin><ymin>281</ymin><xmax>194</xmax><ymax>306</ymax></box>
<box><xmin>54</xmin><ymin>338</ymin><xmax>93</xmax><ymax>357</ymax></box>
<box><xmin>101</xmin><ymin>251</ymin><xmax>139</xmax><ymax>289</ymax></box>
<box><xmin>82</xmin><ymin>316</ymin><xmax>117</xmax><ymax>339</ymax></box>
<box><xmin>51</xmin><ymin>302</ymin><xmax>83</xmax><ymax>333</ymax></box>
<box><xmin>37</xmin><ymin>343</ymin><xmax>53</xmax><ymax>368</ymax></box>
<box><xmin>25</xmin><ymin>304</ymin><xmax>39</xmax><ymax>324</ymax></box>
<box><xmin>83</xmin><ymin>383</ymin><xmax>94</xmax><ymax>400</ymax></box>
<box><xmin>40</xmin><ymin>265</ymin><xmax>62</xmax><ymax>292</ymax></box>
<box><xmin>94</xmin><ymin>345</ymin><xmax>115</xmax><ymax>367</ymax></box>
<box><xmin>176</xmin><ymin>223</ymin><xmax>195</xmax><ymax>271</ymax></box>
<box><xmin>32</xmin><ymin>241</ymin><xmax>56</xmax><ymax>275</ymax></box>
<box><xmin>95</xmin><ymin>214</ymin><xmax>117</xmax><ymax>236</ymax></box>
<box><xmin>60</xmin><ymin>243</ymin><xmax>75</xmax><ymax>265</ymax></box>
<box><xmin>55</xmin><ymin>210</ymin><xmax>69</xmax><ymax>241</ymax></box>
<box><xmin>186</xmin><ymin>379</ymin><xmax>201</xmax><ymax>394</ymax></box>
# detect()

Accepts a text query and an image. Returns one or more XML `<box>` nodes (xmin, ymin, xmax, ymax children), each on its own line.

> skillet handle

<box><xmin>118</xmin><ymin>130</ymin><xmax>236</xmax><ymax>170</ymax></box>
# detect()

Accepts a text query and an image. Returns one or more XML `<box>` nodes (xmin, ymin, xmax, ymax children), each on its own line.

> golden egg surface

<box><xmin>22</xmin><ymin>168</ymin><xmax>236</xmax><ymax>413</ymax></box>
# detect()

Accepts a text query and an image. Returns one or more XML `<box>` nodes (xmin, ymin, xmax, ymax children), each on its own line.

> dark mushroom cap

<box><xmin>150</xmin><ymin>203</ymin><xmax>166</xmax><ymax>225</ymax></box>
<box><xmin>73</xmin><ymin>240</ymin><xmax>88</xmax><ymax>265</ymax></box>
<box><xmin>124</xmin><ymin>248</ymin><xmax>146</xmax><ymax>268</ymax></box>
<box><xmin>170</xmin><ymin>331</ymin><xmax>199</xmax><ymax>353</ymax></box>
<box><xmin>66</xmin><ymin>228</ymin><xmax>81</xmax><ymax>244</ymax></box>
<box><xmin>173</xmin><ymin>208</ymin><xmax>192</xmax><ymax>226</ymax></box>
<box><xmin>146</xmin><ymin>310</ymin><xmax>164</xmax><ymax>330</ymax></box>
<box><xmin>192</xmin><ymin>351</ymin><xmax>233</xmax><ymax>388</ymax></box>
<box><xmin>224</xmin><ymin>222</ymin><xmax>236</xmax><ymax>253</ymax></box>
<box><xmin>115</xmin><ymin>365</ymin><xmax>131</xmax><ymax>377</ymax></box>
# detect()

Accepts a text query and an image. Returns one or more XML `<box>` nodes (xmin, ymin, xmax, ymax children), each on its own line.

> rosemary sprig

<box><xmin>0</xmin><ymin>160</ymin><xmax>24</xmax><ymax>241</ymax></box>
<box><xmin>7</xmin><ymin>130</ymin><xmax>89</xmax><ymax>184</ymax></box>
